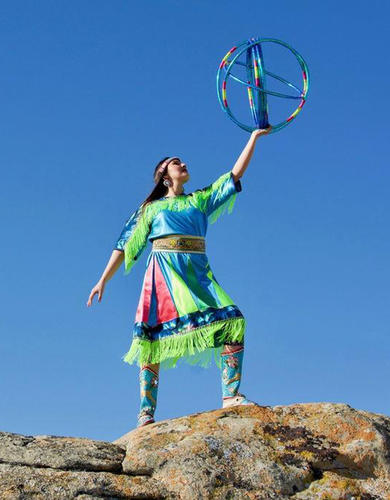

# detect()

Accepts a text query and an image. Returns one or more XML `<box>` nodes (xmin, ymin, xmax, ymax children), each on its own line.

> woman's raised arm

<box><xmin>231</xmin><ymin>126</ymin><xmax>272</xmax><ymax>182</ymax></box>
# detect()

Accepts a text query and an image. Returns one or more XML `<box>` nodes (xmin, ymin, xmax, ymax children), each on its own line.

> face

<box><xmin>164</xmin><ymin>157</ymin><xmax>189</xmax><ymax>183</ymax></box>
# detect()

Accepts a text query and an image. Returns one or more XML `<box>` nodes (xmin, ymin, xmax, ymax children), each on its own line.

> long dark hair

<box><xmin>139</xmin><ymin>156</ymin><xmax>172</xmax><ymax>212</ymax></box>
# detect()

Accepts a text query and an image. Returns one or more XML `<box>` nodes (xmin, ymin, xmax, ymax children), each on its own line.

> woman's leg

<box><xmin>221</xmin><ymin>342</ymin><xmax>256</xmax><ymax>407</ymax></box>
<box><xmin>137</xmin><ymin>362</ymin><xmax>160</xmax><ymax>427</ymax></box>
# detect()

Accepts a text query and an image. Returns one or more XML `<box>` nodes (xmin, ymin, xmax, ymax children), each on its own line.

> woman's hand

<box><xmin>251</xmin><ymin>125</ymin><xmax>272</xmax><ymax>140</ymax></box>
<box><xmin>87</xmin><ymin>279</ymin><xmax>106</xmax><ymax>307</ymax></box>
<box><xmin>86</xmin><ymin>250</ymin><xmax>124</xmax><ymax>307</ymax></box>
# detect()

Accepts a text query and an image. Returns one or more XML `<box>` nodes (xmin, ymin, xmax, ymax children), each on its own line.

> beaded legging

<box><xmin>220</xmin><ymin>342</ymin><xmax>245</xmax><ymax>399</ymax></box>
<box><xmin>137</xmin><ymin>341</ymin><xmax>245</xmax><ymax>426</ymax></box>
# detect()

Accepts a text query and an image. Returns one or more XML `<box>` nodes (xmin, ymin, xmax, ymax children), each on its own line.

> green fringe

<box><xmin>209</xmin><ymin>191</ymin><xmax>237</xmax><ymax>224</ymax></box>
<box><xmin>191</xmin><ymin>171</ymin><xmax>232</xmax><ymax>214</ymax></box>
<box><xmin>123</xmin><ymin>195</ymin><xmax>198</xmax><ymax>275</ymax></box>
<box><xmin>191</xmin><ymin>170</ymin><xmax>238</xmax><ymax>225</ymax></box>
<box><xmin>123</xmin><ymin>171</ymin><xmax>238</xmax><ymax>274</ymax></box>
<box><xmin>123</xmin><ymin>203</ymin><xmax>149</xmax><ymax>275</ymax></box>
<box><xmin>122</xmin><ymin>316</ymin><xmax>246</xmax><ymax>370</ymax></box>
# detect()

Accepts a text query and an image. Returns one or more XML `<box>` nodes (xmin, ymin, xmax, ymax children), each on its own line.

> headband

<box><xmin>157</xmin><ymin>156</ymin><xmax>179</xmax><ymax>174</ymax></box>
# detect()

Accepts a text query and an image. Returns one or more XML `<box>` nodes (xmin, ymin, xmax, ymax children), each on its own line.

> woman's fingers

<box><xmin>87</xmin><ymin>282</ymin><xmax>105</xmax><ymax>306</ymax></box>
<box><xmin>87</xmin><ymin>290</ymin><xmax>95</xmax><ymax>307</ymax></box>
<box><xmin>251</xmin><ymin>125</ymin><xmax>272</xmax><ymax>140</ymax></box>
<box><xmin>87</xmin><ymin>287</ymin><xmax>98</xmax><ymax>306</ymax></box>
<box><xmin>260</xmin><ymin>125</ymin><xmax>272</xmax><ymax>135</ymax></box>
<box><xmin>98</xmin><ymin>283</ymin><xmax>105</xmax><ymax>302</ymax></box>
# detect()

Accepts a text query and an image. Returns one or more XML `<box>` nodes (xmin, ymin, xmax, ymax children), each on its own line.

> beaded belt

<box><xmin>152</xmin><ymin>235</ymin><xmax>206</xmax><ymax>253</ymax></box>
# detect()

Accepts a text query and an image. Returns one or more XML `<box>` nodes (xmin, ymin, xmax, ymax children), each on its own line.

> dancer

<box><xmin>87</xmin><ymin>126</ymin><xmax>271</xmax><ymax>427</ymax></box>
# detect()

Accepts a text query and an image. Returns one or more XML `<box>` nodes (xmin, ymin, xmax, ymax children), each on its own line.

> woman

<box><xmin>87</xmin><ymin>126</ymin><xmax>271</xmax><ymax>427</ymax></box>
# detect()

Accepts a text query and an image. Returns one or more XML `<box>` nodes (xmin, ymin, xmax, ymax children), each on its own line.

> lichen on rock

<box><xmin>1</xmin><ymin>402</ymin><xmax>389</xmax><ymax>499</ymax></box>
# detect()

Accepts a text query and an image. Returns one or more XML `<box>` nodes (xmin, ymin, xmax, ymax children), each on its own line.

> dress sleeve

<box><xmin>114</xmin><ymin>204</ymin><xmax>151</xmax><ymax>275</ymax></box>
<box><xmin>193</xmin><ymin>170</ymin><xmax>242</xmax><ymax>224</ymax></box>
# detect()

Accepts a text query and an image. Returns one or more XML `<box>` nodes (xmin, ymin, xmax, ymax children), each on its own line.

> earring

<box><xmin>163</xmin><ymin>179</ymin><xmax>171</xmax><ymax>187</ymax></box>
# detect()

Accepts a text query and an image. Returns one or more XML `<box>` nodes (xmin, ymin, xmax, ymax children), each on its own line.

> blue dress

<box><xmin>114</xmin><ymin>170</ymin><xmax>246</xmax><ymax>370</ymax></box>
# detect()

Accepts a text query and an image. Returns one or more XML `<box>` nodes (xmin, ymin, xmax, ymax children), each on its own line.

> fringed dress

<box><xmin>114</xmin><ymin>170</ymin><xmax>246</xmax><ymax>370</ymax></box>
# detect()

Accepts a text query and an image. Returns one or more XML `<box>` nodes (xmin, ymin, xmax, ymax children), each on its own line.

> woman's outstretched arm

<box><xmin>86</xmin><ymin>250</ymin><xmax>124</xmax><ymax>306</ymax></box>
<box><xmin>231</xmin><ymin>126</ymin><xmax>272</xmax><ymax>182</ymax></box>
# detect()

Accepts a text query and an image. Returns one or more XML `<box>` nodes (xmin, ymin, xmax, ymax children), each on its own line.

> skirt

<box><xmin>122</xmin><ymin>235</ymin><xmax>246</xmax><ymax>370</ymax></box>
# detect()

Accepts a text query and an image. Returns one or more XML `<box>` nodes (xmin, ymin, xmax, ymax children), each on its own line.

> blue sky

<box><xmin>1</xmin><ymin>1</ymin><xmax>389</xmax><ymax>442</ymax></box>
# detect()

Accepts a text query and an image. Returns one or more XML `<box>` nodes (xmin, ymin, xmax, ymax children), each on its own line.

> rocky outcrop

<box><xmin>1</xmin><ymin>402</ymin><xmax>389</xmax><ymax>499</ymax></box>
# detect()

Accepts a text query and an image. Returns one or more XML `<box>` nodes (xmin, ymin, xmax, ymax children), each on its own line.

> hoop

<box><xmin>216</xmin><ymin>37</ymin><xmax>310</xmax><ymax>133</ymax></box>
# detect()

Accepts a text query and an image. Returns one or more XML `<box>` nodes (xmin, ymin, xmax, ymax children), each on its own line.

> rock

<box><xmin>0</xmin><ymin>432</ymin><xmax>125</xmax><ymax>472</ymax></box>
<box><xmin>1</xmin><ymin>402</ymin><xmax>389</xmax><ymax>499</ymax></box>
<box><xmin>0</xmin><ymin>431</ymin><xmax>166</xmax><ymax>499</ymax></box>
<box><xmin>115</xmin><ymin>403</ymin><xmax>390</xmax><ymax>499</ymax></box>
<box><xmin>0</xmin><ymin>463</ymin><xmax>165</xmax><ymax>499</ymax></box>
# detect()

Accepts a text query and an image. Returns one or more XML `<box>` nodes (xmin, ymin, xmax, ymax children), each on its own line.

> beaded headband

<box><xmin>157</xmin><ymin>156</ymin><xmax>179</xmax><ymax>175</ymax></box>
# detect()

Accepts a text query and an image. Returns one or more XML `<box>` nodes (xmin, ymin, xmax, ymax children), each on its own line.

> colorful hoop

<box><xmin>216</xmin><ymin>37</ymin><xmax>310</xmax><ymax>133</ymax></box>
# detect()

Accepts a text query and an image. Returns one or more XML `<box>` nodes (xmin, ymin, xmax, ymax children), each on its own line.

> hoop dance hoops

<box><xmin>216</xmin><ymin>37</ymin><xmax>310</xmax><ymax>133</ymax></box>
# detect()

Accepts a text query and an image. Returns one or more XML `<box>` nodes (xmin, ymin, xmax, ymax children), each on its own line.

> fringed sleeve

<box><xmin>114</xmin><ymin>204</ymin><xmax>151</xmax><ymax>275</ymax></box>
<box><xmin>193</xmin><ymin>170</ymin><xmax>242</xmax><ymax>224</ymax></box>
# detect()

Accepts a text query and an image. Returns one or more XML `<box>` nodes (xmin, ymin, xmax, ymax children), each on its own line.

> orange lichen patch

<box><xmin>185</xmin><ymin>439</ymin><xmax>210</xmax><ymax>455</ymax></box>
<box><xmin>130</xmin><ymin>476</ymin><xmax>145</xmax><ymax>485</ymax></box>
<box><xmin>323</xmin><ymin>420</ymin><xmax>373</xmax><ymax>444</ymax></box>
<box><xmin>113</xmin><ymin>474</ymin><xmax>147</xmax><ymax>494</ymax></box>
<box><xmin>133</xmin><ymin>426</ymin><xmax>192</xmax><ymax>449</ymax></box>
<box><xmin>186</xmin><ymin>412</ymin><xmax>221</xmax><ymax>432</ymax></box>
<box><xmin>278</xmin><ymin>403</ymin><xmax>378</xmax><ymax>446</ymax></box>
<box><xmin>261</xmin><ymin>403</ymin><xmax>388</xmax><ymax>479</ymax></box>
<box><xmin>216</xmin><ymin>406</ymin><xmax>280</xmax><ymax>430</ymax></box>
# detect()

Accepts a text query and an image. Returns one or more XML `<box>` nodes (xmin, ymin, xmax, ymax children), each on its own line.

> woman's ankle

<box><xmin>222</xmin><ymin>343</ymin><xmax>244</xmax><ymax>355</ymax></box>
